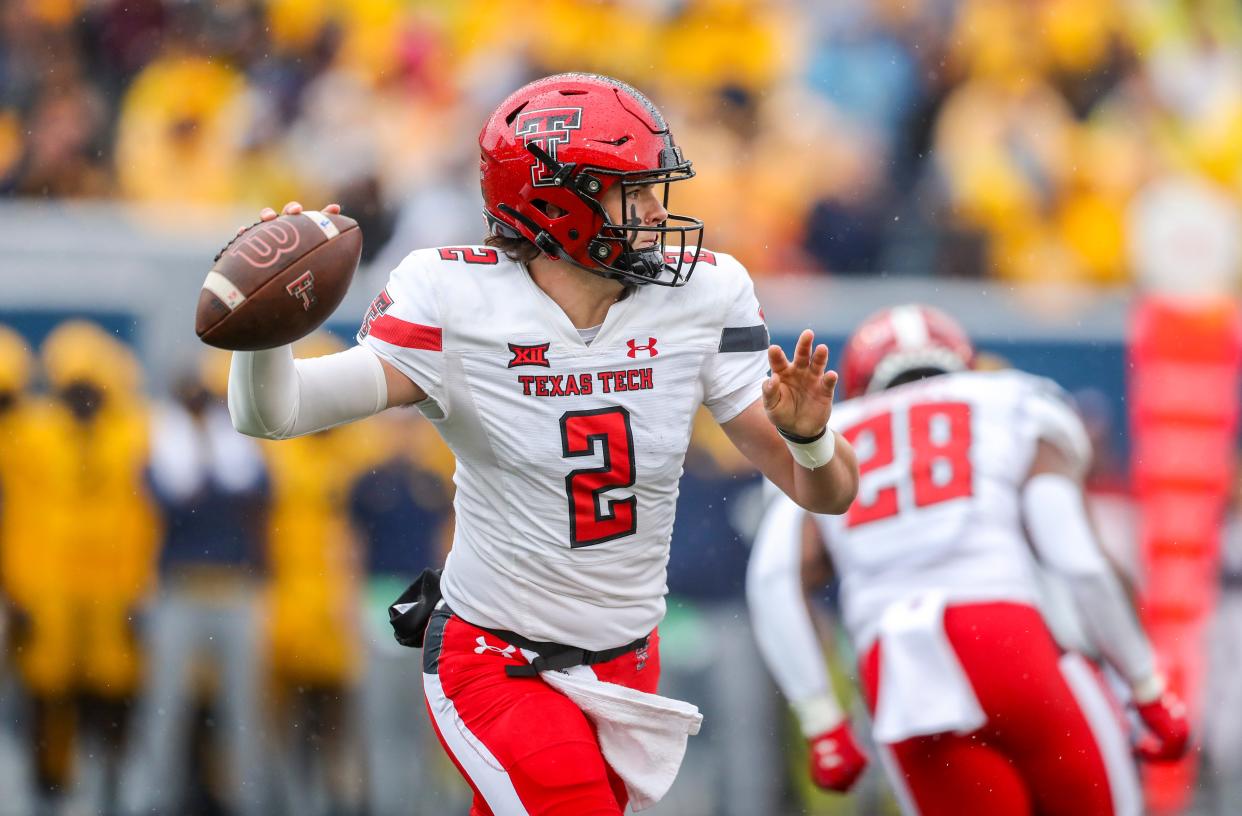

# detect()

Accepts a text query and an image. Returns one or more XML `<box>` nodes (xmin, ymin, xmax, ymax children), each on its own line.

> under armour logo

<box><xmin>285</xmin><ymin>271</ymin><xmax>317</xmax><ymax>311</ymax></box>
<box><xmin>626</xmin><ymin>337</ymin><xmax>658</xmax><ymax>358</ymax></box>
<box><xmin>473</xmin><ymin>636</ymin><xmax>517</xmax><ymax>658</ymax></box>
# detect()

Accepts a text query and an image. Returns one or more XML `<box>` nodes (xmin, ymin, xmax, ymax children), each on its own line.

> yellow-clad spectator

<box><xmin>933</xmin><ymin>72</ymin><xmax>1080</xmax><ymax>280</ymax></box>
<box><xmin>535</xmin><ymin>0</ymin><xmax>660</xmax><ymax>85</ymax></box>
<box><xmin>0</xmin><ymin>325</ymin><xmax>44</xmax><ymax>661</ymax></box>
<box><xmin>1050</xmin><ymin>124</ymin><xmax>1150</xmax><ymax>285</ymax></box>
<box><xmin>0</xmin><ymin>324</ymin><xmax>38</xmax><ymax>586</ymax></box>
<box><xmin>260</xmin><ymin>332</ymin><xmax>383</xmax><ymax>814</ymax></box>
<box><xmin>949</xmin><ymin>0</ymin><xmax>1052</xmax><ymax>86</ymax></box>
<box><xmin>0</xmin><ymin>109</ymin><xmax>20</xmax><ymax>184</ymax></box>
<box><xmin>7</xmin><ymin>321</ymin><xmax>158</xmax><ymax>812</ymax></box>
<box><xmin>1039</xmin><ymin>0</ymin><xmax>1121</xmax><ymax>77</ymax></box>
<box><xmin>267</xmin><ymin>0</ymin><xmax>404</xmax><ymax>84</ymax></box>
<box><xmin>115</xmin><ymin>53</ymin><xmax>266</xmax><ymax>205</ymax></box>
<box><xmin>439</xmin><ymin>0</ymin><xmax>537</xmax><ymax>73</ymax></box>
<box><xmin>677</xmin><ymin>89</ymin><xmax>862</xmax><ymax>273</ymax></box>
<box><xmin>659</xmin><ymin>0</ymin><xmax>791</xmax><ymax>101</ymax></box>
<box><xmin>22</xmin><ymin>0</ymin><xmax>82</xmax><ymax>28</ymax></box>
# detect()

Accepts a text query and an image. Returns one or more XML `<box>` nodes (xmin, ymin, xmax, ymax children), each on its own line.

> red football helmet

<box><xmin>842</xmin><ymin>305</ymin><xmax>975</xmax><ymax>399</ymax></box>
<box><xmin>479</xmin><ymin>73</ymin><xmax>704</xmax><ymax>287</ymax></box>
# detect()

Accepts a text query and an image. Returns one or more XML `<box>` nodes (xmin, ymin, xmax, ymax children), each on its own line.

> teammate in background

<box><xmin>746</xmin><ymin>305</ymin><xmax>1189</xmax><ymax>816</ymax></box>
<box><xmin>228</xmin><ymin>73</ymin><xmax>858</xmax><ymax>815</ymax></box>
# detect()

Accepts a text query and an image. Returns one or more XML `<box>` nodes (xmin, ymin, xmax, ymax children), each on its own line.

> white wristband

<box><xmin>793</xmin><ymin>693</ymin><xmax>846</xmax><ymax>738</ymax></box>
<box><xmin>1132</xmin><ymin>673</ymin><xmax>1166</xmax><ymax>705</ymax></box>
<box><xmin>781</xmin><ymin>427</ymin><xmax>836</xmax><ymax>470</ymax></box>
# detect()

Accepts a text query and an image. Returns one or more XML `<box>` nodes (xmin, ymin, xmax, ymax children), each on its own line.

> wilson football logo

<box><xmin>230</xmin><ymin>221</ymin><xmax>301</xmax><ymax>269</ymax></box>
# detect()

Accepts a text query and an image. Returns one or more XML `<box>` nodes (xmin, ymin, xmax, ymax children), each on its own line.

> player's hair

<box><xmin>485</xmin><ymin>233</ymin><xmax>541</xmax><ymax>264</ymax></box>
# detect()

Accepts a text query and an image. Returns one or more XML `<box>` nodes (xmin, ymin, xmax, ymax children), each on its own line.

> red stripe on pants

<box><xmin>425</xmin><ymin>613</ymin><xmax>659</xmax><ymax>815</ymax></box>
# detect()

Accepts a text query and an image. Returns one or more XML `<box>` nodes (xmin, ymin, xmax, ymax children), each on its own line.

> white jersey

<box><xmin>359</xmin><ymin>246</ymin><xmax>768</xmax><ymax>650</ymax></box>
<box><xmin>813</xmin><ymin>369</ymin><xmax>1091</xmax><ymax>648</ymax></box>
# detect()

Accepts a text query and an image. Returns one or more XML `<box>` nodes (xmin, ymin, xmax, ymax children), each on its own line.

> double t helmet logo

<box><xmin>515</xmin><ymin>107</ymin><xmax>583</xmax><ymax>187</ymax></box>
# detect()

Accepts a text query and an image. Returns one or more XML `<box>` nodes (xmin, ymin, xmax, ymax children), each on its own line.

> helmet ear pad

<box><xmin>510</xmin><ymin>175</ymin><xmax>618</xmax><ymax>264</ymax></box>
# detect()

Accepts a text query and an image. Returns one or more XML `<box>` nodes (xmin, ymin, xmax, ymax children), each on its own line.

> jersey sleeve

<box><xmin>1019</xmin><ymin>375</ymin><xmax>1092</xmax><ymax>477</ymax></box>
<box><xmin>357</xmin><ymin>251</ymin><xmax>447</xmax><ymax>412</ymax></box>
<box><xmin>701</xmin><ymin>255</ymin><xmax>770</xmax><ymax>423</ymax></box>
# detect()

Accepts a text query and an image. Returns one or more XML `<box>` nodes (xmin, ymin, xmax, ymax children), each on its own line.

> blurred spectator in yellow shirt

<box><xmin>114</xmin><ymin>51</ymin><xmax>253</xmax><ymax>204</ymax></box>
<box><xmin>6</xmin><ymin>321</ymin><xmax>158</xmax><ymax>814</ymax></box>
<box><xmin>0</xmin><ymin>324</ymin><xmax>41</xmax><ymax>651</ymax></box>
<box><xmin>261</xmin><ymin>332</ymin><xmax>383</xmax><ymax>816</ymax></box>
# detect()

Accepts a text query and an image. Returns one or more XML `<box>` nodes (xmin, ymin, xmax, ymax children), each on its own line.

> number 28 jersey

<box><xmin>813</xmin><ymin>370</ymin><xmax>1091</xmax><ymax>649</ymax></box>
<box><xmin>358</xmin><ymin>246</ymin><xmax>769</xmax><ymax>650</ymax></box>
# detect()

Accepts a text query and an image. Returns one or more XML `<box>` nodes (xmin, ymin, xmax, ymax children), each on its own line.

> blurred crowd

<box><xmin>5</xmin><ymin>0</ymin><xmax>1242</xmax><ymax>282</ymax></box>
<box><xmin>0</xmin><ymin>319</ymin><xmax>771</xmax><ymax>816</ymax></box>
<box><xmin>0</xmin><ymin>320</ymin><xmax>453</xmax><ymax>814</ymax></box>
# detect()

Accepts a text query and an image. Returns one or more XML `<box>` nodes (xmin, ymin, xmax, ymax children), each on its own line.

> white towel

<box><xmin>872</xmin><ymin>591</ymin><xmax>986</xmax><ymax>744</ymax></box>
<box><xmin>532</xmin><ymin>658</ymin><xmax>702</xmax><ymax>812</ymax></box>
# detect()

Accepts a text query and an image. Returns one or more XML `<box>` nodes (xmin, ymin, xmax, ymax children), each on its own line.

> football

<box><xmin>195</xmin><ymin>210</ymin><xmax>363</xmax><ymax>350</ymax></box>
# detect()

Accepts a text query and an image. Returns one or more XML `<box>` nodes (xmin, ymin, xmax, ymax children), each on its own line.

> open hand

<box><xmin>763</xmin><ymin>329</ymin><xmax>838</xmax><ymax>438</ymax></box>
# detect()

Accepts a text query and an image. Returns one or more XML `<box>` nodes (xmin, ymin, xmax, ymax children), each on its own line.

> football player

<box><xmin>746</xmin><ymin>305</ymin><xmax>1190</xmax><ymax>816</ymax></box>
<box><xmin>228</xmin><ymin>73</ymin><xmax>858</xmax><ymax>815</ymax></box>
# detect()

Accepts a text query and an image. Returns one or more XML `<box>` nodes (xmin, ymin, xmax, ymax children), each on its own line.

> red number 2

<box><xmin>560</xmin><ymin>407</ymin><xmax>637</xmax><ymax>547</ymax></box>
<box><xmin>843</xmin><ymin>401</ymin><xmax>973</xmax><ymax>528</ymax></box>
<box><xmin>438</xmin><ymin>246</ymin><xmax>499</xmax><ymax>264</ymax></box>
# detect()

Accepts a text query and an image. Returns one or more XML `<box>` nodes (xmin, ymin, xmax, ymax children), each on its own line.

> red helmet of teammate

<box><xmin>479</xmin><ymin>73</ymin><xmax>704</xmax><ymax>287</ymax></box>
<box><xmin>842</xmin><ymin>305</ymin><xmax>975</xmax><ymax>399</ymax></box>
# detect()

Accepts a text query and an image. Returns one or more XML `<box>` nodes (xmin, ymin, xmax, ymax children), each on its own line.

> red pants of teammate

<box><xmin>859</xmin><ymin>602</ymin><xmax>1140</xmax><ymax>816</ymax></box>
<box><xmin>421</xmin><ymin>607</ymin><xmax>659</xmax><ymax>816</ymax></box>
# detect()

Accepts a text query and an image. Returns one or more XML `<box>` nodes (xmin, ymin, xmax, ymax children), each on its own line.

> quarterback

<box><xmin>747</xmin><ymin>305</ymin><xmax>1189</xmax><ymax>815</ymax></box>
<box><xmin>228</xmin><ymin>73</ymin><xmax>857</xmax><ymax>815</ymax></box>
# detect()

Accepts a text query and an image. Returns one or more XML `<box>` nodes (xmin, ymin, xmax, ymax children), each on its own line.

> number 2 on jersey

<box><xmin>560</xmin><ymin>407</ymin><xmax>637</xmax><ymax>547</ymax></box>
<box><xmin>844</xmin><ymin>401</ymin><xmax>973</xmax><ymax>527</ymax></box>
